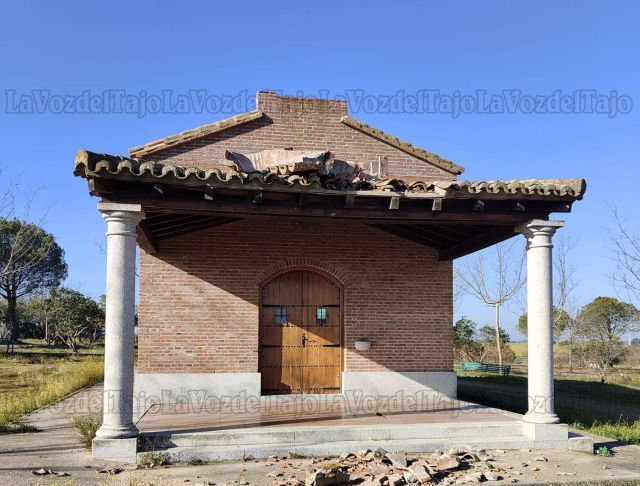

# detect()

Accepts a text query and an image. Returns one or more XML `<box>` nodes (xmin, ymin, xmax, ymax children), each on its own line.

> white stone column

<box><xmin>518</xmin><ymin>219</ymin><xmax>564</xmax><ymax>424</ymax></box>
<box><xmin>95</xmin><ymin>202</ymin><xmax>144</xmax><ymax>440</ymax></box>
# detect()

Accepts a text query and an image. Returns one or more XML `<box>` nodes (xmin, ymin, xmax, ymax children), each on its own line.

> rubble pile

<box><xmin>265</xmin><ymin>447</ymin><xmax>533</xmax><ymax>485</ymax></box>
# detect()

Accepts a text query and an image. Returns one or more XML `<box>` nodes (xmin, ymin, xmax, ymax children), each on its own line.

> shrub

<box><xmin>138</xmin><ymin>451</ymin><xmax>169</xmax><ymax>468</ymax></box>
<box><xmin>70</xmin><ymin>414</ymin><xmax>101</xmax><ymax>448</ymax></box>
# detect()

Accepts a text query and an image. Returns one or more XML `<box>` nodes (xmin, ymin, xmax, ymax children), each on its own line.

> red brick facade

<box><xmin>138</xmin><ymin>217</ymin><xmax>453</xmax><ymax>374</ymax></box>
<box><xmin>147</xmin><ymin>91</ymin><xmax>456</xmax><ymax>181</ymax></box>
<box><xmin>136</xmin><ymin>91</ymin><xmax>455</xmax><ymax>377</ymax></box>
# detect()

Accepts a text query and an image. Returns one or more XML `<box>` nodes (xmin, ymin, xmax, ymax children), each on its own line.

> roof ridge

<box><xmin>128</xmin><ymin>110</ymin><xmax>264</xmax><ymax>158</ymax></box>
<box><xmin>340</xmin><ymin>115</ymin><xmax>464</xmax><ymax>175</ymax></box>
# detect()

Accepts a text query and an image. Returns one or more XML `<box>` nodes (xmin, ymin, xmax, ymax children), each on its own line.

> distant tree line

<box><xmin>0</xmin><ymin>179</ymin><xmax>105</xmax><ymax>352</ymax></box>
<box><xmin>454</xmin><ymin>206</ymin><xmax>640</xmax><ymax>383</ymax></box>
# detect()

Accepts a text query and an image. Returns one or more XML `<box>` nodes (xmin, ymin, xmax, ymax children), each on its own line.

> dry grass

<box><xmin>70</xmin><ymin>414</ymin><xmax>102</xmax><ymax>448</ymax></box>
<box><xmin>0</xmin><ymin>354</ymin><xmax>103</xmax><ymax>431</ymax></box>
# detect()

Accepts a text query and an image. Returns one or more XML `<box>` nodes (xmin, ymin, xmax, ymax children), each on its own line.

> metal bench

<box><xmin>0</xmin><ymin>337</ymin><xmax>14</xmax><ymax>353</ymax></box>
<box><xmin>458</xmin><ymin>361</ymin><xmax>511</xmax><ymax>376</ymax></box>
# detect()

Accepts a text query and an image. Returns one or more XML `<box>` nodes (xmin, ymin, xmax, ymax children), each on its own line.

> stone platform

<box><xmin>134</xmin><ymin>396</ymin><xmax>583</xmax><ymax>464</ymax></box>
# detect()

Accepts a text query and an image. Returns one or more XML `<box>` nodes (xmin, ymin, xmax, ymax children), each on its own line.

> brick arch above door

<box><xmin>256</xmin><ymin>259</ymin><xmax>350</xmax><ymax>288</ymax></box>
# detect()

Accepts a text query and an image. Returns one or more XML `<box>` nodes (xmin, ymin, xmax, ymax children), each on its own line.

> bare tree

<box><xmin>455</xmin><ymin>240</ymin><xmax>525</xmax><ymax>366</ymax></box>
<box><xmin>609</xmin><ymin>205</ymin><xmax>640</xmax><ymax>302</ymax></box>
<box><xmin>0</xmin><ymin>167</ymin><xmax>19</xmax><ymax>221</ymax></box>
<box><xmin>554</xmin><ymin>235</ymin><xmax>580</xmax><ymax>371</ymax></box>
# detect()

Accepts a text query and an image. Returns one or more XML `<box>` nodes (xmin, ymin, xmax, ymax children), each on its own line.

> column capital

<box><xmin>97</xmin><ymin>202</ymin><xmax>145</xmax><ymax>225</ymax></box>
<box><xmin>516</xmin><ymin>219</ymin><xmax>564</xmax><ymax>237</ymax></box>
<box><xmin>517</xmin><ymin>220</ymin><xmax>564</xmax><ymax>248</ymax></box>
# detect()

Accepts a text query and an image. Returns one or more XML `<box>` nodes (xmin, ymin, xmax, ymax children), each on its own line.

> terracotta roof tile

<box><xmin>74</xmin><ymin>150</ymin><xmax>585</xmax><ymax>200</ymax></box>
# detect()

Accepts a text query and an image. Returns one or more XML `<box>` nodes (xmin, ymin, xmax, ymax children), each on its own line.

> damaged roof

<box><xmin>125</xmin><ymin>94</ymin><xmax>464</xmax><ymax>176</ymax></box>
<box><xmin>340</xmin><ymin>116</ymin><xmax>464</xmax><ymax>175</ymax></box>
<box><xmin>74</xmin><ymin>150</ymin><xmax>586</xmax><ymax>200</ymax></box>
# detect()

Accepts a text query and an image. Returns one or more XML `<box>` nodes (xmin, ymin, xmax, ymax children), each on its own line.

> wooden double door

<box><xmin>259</xmin><ymin>269</ymin><xmax>342</xmax><ymax>394</ymax></box>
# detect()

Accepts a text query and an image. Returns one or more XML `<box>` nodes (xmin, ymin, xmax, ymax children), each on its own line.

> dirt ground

<box><xmin>1</xmin><ymin>384</ymin><xmax>640</xmax><ymax>485</ymax></box>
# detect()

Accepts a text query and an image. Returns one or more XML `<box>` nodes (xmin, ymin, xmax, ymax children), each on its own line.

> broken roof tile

<box><xmin>74</xmin><ymin>150</ymin><xmax>586</xmax><ymax>200</ymax></box>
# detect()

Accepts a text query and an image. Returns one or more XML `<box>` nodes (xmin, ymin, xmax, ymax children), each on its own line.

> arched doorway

<box><xmin>259</xmin><ymin>268</ymin><xmax>342</xmax><ymax>395</ymax></box>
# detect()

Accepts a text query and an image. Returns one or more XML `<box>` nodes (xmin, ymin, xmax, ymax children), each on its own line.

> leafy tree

<box><xmin>453</xmin><ymin>317</ymin><xmax>483</xmax><ymax>361</ymax></box>
<box><xmin>46</xmin><ymin>288</ymin><xmax>104</xmax><ymax>352</ymax></box>
<box><xmin>478</xmin><ymin>325</ymin><xmax>510</xmax><ymax>344</ymax></box>
<box><xmin>0</xmin><ymin>219</ymin><xmax>67</xmax><ymax>342</ymax></box>
<box><xmin>26</xmin><ymin>295</ymin><xmax>56</xmax><ymax>344</ymax></box>
<box><xmin>478</xmin><ymin>325</ymin><xmax>515</xmax><ymax>363</ymax></box>
<box><xmin>517</xmin><ymin>307</ymin><xmax>572</xmax><ymax>342</ymax></box>
<box><xmin>574</xmin><ymin>296</ymin><xmax>638</xmax><ymax>382</ymax></box>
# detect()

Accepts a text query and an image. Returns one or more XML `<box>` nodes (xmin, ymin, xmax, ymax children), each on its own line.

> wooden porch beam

<box><xmin>109</xmin><ymin>197</ymin><xmax>548</xmax><ymax>225</ymax></box>
<box><xmin>154</xmin><ymin>218</ymin><xmax>239</xmax><ymax>240</ymax></box>
<box><xmin>373</xmin><ymin>225</ymin><xmax>443</xmax><ymax>249</ymax></box>
<box><xmin>439</xmin><ymin>226</ymin><xmax>518</xmax><ymax>261</ymax></box>
<box><xmin>137</xmin><ymin>220</ymin><xmax>158</xmax><ymax>254</ymax></box>
<box><xmin>152</xmin><ymin>217</ymin><xmax>227</xmax><ymax>238</ymax></box>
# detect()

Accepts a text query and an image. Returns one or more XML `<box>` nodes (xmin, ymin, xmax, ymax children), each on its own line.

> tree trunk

<box><xmin>7</xmin><ymin>289</ymin><xmax>18</xmax><ymax>349</ymax></box>
<box><xmin>495</xmin><ymin>303</ymin><xmax>503</xmax><ymax>367</ymax></box>
<box><xmin>568</xmin><ymin>333</ymin><xmax>573</xmax><ymax>373</ymax></box>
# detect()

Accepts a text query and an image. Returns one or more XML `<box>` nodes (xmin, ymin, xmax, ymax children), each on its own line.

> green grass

<box><xmin>0</xmin><ymin>353</ymin><xmax>103</xmax><ymax>432</ymax></box>
<box><xmin>458</xmin><ymin>372</ymin><xmax>640</xmax><ymax>444</ymax></box>
<box><xmin>507</xmin><ymin>342</ymin><xmax>566</xmax><ymax>359</ymax></box>
<box><xmin>581</xmin><ymin>420</ymin><xmax>640</xmax><ymax>444</ymax></box>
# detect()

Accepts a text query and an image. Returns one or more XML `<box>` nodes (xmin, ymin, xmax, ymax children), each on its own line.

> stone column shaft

<box><xmin>519</xmin><ymin>219</ymin><xmax>563</xmax><ymax>424</ymax></box>
<box><xmin>95</xmin><ymin>202</ymin><xmax>144</xmax><ymax>439</ymax></box>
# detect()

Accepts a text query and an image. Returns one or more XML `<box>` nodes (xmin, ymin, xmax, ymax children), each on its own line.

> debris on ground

<box><xmin>295</xmin><ymin>446</ymin><xmax>554</xmax><ymax>485</ymax></box>
<box><xmin>31</xmin><ymin>468</ymin><xmax>70</xmax><ymax>477</ymax></box>
<box><xmin>98</xmin><ymin>467</ymin><xmax>123</xmax><ymax>475</ymax></box>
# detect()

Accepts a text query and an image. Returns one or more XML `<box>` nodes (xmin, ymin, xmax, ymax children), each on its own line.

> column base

<box><xmin>95</xmin><ymin>423</ymin><xmax>138</xmax><ymax>439</ymax></box>
<box><xmin>521</xmin><ymin>420</ymin><xmax>568</xmax><ymax>447</ymax></box>
<box><xmin>92</xmin><ymin>437</ymin><xmax>138</xmax><ymax>463</ymax></box>
<box><xmin>523</xmin><ymin>411</ymin><xmax>560</xmax><ymax>424</ymax></box>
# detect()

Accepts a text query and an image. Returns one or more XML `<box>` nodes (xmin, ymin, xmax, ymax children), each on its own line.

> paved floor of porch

<box><xmin>135</xmin><ymin>396</ymin><xmax>579</xmax><ymax>463</ymax></box>
<box><xmin>136</xmin><ymin>395</ymin><xmax>521</xmax><ymax>434</ymax></box>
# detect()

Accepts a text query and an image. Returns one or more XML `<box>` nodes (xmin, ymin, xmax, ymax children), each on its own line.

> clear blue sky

<box><xmin>1</xmin><ymin>1</ymin><xmax>638</xmax><ymax>339</ymax></box>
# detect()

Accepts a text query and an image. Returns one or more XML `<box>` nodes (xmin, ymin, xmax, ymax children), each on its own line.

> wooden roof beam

<box><xmin>137</xmin><ymin>220</ymin><xmax>158</xmax><ymax>254</ymax></box>
<box><xmin>374</xmin><ymin>224</ymin><xmax>444</xmax><ymax>249</ymax></box>
<box><xmin>112</xmin><ymin>197</ymin><xmax>549</xmax><ymax>224</ymax></box>
<box><xmin>439</xmin><ymin>226</ymin><xmax>518</xmax><ymax>261</ymax></box>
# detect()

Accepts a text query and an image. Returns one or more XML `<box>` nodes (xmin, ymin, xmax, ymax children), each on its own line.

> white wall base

<box><xmin>133</xmin><ymin>371</ymin><xmax>457</xmax><ymax>420</ymax></box>
<box><xmin>133</xmin><ymin>372</ymin><xmax>261</xmax><ymax>420</ymax></box>
<box><xmin>342</xmin><ymin>371</ymin><xmax>457</xmax><ymax>400</ymax></box>
<box><xmin>93</xmin><ymin>437</ymin><xmax>137</xmax><ymax>463</ymax></box>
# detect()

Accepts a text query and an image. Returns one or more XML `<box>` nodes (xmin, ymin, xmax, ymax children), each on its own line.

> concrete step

<box><xmin>142</xmin><ymin>435</ymin><xmax>552</xmax><ymax>464</ymax></box>
<box><xmin>142</xmin><ymin>421</ymin><xmax>525</xmax><ymax>449</ymax></box>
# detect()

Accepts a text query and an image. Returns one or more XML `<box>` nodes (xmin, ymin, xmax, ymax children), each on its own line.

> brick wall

<box><xmin>146</xmin><ymin>91</ymin><xmax>456</xmax><ymax>181</ymax></box>
<box><xmin>137</xmin><ymin>217</ymin><xmax>453</xmax><ymax>374</ymax></box>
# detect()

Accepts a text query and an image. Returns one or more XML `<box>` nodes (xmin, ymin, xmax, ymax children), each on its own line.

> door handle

<box><xmin>302</xmin><ymin>334</ymin><xmax>307</xmax><ymax>347</ymax></box>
